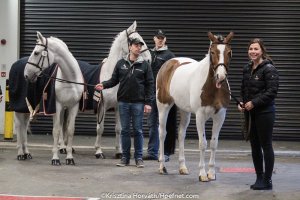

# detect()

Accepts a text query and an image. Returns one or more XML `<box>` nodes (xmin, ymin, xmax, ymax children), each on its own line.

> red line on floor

<box><xmin>220</xmin><ymin>167</ymin><xmax>255</xmax><ymax>173</ymax></box>
<box><xmin>0</xmin><ymin>195</ymin><xmax>83</xmax><ymax>200</ymax></box>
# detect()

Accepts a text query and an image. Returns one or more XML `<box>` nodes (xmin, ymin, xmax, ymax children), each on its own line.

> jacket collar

<box><xmin>152</xmin><ymin>45</ymin><xmax>168</xmax><ymax>52</ymax></box>
<box><xmin>124</xmin><ymin>54</ymin><xmax>144</xmax><ymax>65</ymax></box>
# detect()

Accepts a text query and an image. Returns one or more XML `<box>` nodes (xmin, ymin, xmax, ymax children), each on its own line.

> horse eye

<box><xmin>34</xmin><ymin>51</ymin><xmax>39</xmax><ymax>56</ymax></box>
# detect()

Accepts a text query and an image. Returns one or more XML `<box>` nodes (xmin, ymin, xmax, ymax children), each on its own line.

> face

<box><xmin>248</xmin><ymin>42</ymin><xmax>263</xmax><ymax>63</ymax></box>
<box><xmin>129</xmin><ymin>43</ymin><xmax>143</xmax><ymax>57</ymax></box>
<box><xmin>125</xmin><ymin>31</ymin><xmax>151</xmax><ymax>63</ymax></box>
<box><xmin>154</xmin><ymin>36</ymin><xmax>166</xmax><ymax>49</ymax></box>
<box><xmin>24</xmin><ymin>42</ymin><xmax>48</xmax><ymax>82</ymax></box>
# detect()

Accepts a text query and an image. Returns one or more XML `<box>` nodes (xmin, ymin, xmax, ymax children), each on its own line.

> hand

<box><xmin>244</xmin><ymin>101</ymin><xmax>254</xmax><ymax>111</ymax></box>
<box><xmin>95</xmin><ymin>83</ymin><xmax>104</xmax><ymax>91</ymax></box>
<box><xmin>237</xmin><ymin>102</ymin><xmax>244</xmax><ymax>112</ymax></box>
<box><xmin>144</xmin><ymin>105</ymin><xmax>152</xmax><ymax>113</ymax></box>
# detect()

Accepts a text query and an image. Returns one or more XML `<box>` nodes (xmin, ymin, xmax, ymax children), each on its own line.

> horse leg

<box><xmin>196</xmin><ymin>112</ymin><xmax>209</xmax><ymax>182</ymax></box>
<box><xmin>65</xmin><ymin>107</ymin><xmax>77</xmax><ymax>165</ymax></box>
<box><xmin>157</xmin><ymin>102</ymin><xmax>171</xmax><ymax>175</ymax></box>
<box><xmin>15</xmin><ymin>113</ymin><xmax>31</xmax><ymax>160</ymax></box>
<box><xmin>58</xmin><ymin>130</ymin><xmax>67</xmax><ymax>154</ymax></box>
<box><xmin>178</xmin><ymin>110</ymin><xmax>191</xmax><ymax>175</ymax></box>
<box><xmin>114</xmin><ymin>108</ymin><xmax>122</xmax><ymax>159</ymax></box>
<box><xmin>51</xmin><ymin>109</ymin><xmax>63</xmax><ymax>165</ymax></box>
<box><xmin>207</xmin><ymin>110</ymin><xmax>226</xmax><ymax>180</ymax></box>
<box><xmin>95</xmin><ymin>110</ymin><xmax>105</xmax><ymax>159</ymax></box>
<box><xmin>22</xmin><ymin>114</ymin><xmax>32</xmax><ymax>159</ymax></box>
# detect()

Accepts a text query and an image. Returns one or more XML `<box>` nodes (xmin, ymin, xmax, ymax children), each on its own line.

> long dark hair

<box><xmin>248</xmin><ymin>38</ymin><xmax>272</xmax><ymax>62</ymax></box>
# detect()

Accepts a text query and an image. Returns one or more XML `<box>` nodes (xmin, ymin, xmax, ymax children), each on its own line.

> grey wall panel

<box><xmin>21</xmin><ymin>0</ymin><xmax>300</xmax><ymax>140</ymax></box>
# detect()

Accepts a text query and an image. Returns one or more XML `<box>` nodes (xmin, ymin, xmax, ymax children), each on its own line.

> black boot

<box><xmin>252</xmin><ymin>178</ymin><xmax>272</xmax><ymax>190</ymax></box>
<box><xmin>250</xmin><ymin>174</ymin><xmax>264</xmax><ymax>189</ymax></box>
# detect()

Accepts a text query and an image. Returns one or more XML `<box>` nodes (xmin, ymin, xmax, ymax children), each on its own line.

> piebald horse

<box><xmin>157</xmin><ymin>32</ymin><xmax>234</xmax><ymax>181</ymax></box>
<box><xmin>94</xmin><ymin>21</ymin><xmax>151</xmax><ymax>159</ymax></box>
<box><xmin>24</xmin><ymin>32</ymin><xmax>84</xmax><ymax>165</ymax></box>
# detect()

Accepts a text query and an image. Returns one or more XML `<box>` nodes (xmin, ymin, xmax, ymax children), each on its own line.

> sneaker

<box><xmin>116</xmin><ymin>158</ymin><xmax>129</xmax><ymax>167</ymax></box>
<box><xmin>135</xmin><ymin>159</ymin><xmax>144</xmax><ymax>168</ymax></box>
<box><xmin>143</xmin><ymin>155</ymin><xmax>158</xmax><ymax>160</ymax></box>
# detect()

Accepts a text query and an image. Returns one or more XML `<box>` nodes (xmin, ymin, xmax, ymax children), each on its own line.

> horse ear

<box><xmin>37</xmin><ymin>31</ymin><xmax>44</xmax><ymax>43</ymax></box>
<box><xmin>224</xmin><ymin>32</ymin><xmax>234</xmax><ymax>44</ymax></box>
<box><xmin>128</xmin><ymin>21</ymin><xmax>137</xmax><ymax>32</ymax></box>
<box><xmin>208</xmin><ymin>32</ymin><xmax>217</xmax><ymax>43</ymax></box>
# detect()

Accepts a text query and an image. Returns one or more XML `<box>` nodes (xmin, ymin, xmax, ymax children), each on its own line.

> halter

<box><xmin>125</xmin><ymin>30</ymin><xmax>150</xmax><ymax>54</ymax></box>
<box><xmin>126</xmin><ymin>30</ymin><xmax>137</xmax><ymax>50</ymax></box>
<box><xmin>209</xmin><ymin>41</ymin><xmax>231</xmax><ymax>73</ymax></box>
<box><xmin>26</xmin><ymin>38</ymin><xmax>50</xmax><ymax>71</ymax></box>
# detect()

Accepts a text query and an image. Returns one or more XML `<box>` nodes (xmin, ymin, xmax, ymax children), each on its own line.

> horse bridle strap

<box><xmin>126</xmin><ymin>30</ymin><xmax>150</xmax><ymax>55</ymax></box>
<box><xmin>209</xmin><ymin>44</ymin><xmax>230</xmax><ymax>72</ymax></box>
<box><xmin>213</xmin><ymin>63</ymin><xmax>228</xmax><ymax>71</ymax></box>
<box><xmin>26</xmin><ymin>39</ymin><xmax>50</xmax><ymax>71</ymax></box>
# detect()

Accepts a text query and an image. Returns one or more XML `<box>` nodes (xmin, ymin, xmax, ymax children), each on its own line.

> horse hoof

<box><xmin>179</xmin><ymin>168</ymin><xmax>189</xmax><ymax>175</ymax></box>
<box><xmin>159</xmin><ymin>167</ymin><xmax>168</xmax><ymax>175</ymax></box>
<box><xmin>66</xmin><ymin>158</ymin><xmax>75</xmax><ymax>165</ymax></box>
<box><xmin>24</xmin><ymin>153</ymin><xmax>32</xmax><ymax>159</ymax></box>
<box><xmin>208</xmin><ymin>173</ymin><xmax>216</xmax><ymax>181</ymax></box>
<box><xmin>115</xmin><ymin>153</ymin><xmax>122</xmax><ymax>159</ymax></box>
<box><xmin>52</xmin><ymin>159</ymin><xmax>61</xmax><ymax>166</ymax></box>
<box><xmin>60</xmin><ymin>149</ymin><xmax>67</xmax><ymax>154</ymax></box>
<box><xmin>95</xmin><ymin>153</ymin><xmax>105</xmax><ymax>159</ymax></box>
<box><xmin>199</xmin><ymin>175</ymin><xmax>209</xmax><ymax>182</ymax></box>
<box><xmin>17</xmin><ymin>155</ymin><xmax>25</xmax><ymax>160</ymax></box>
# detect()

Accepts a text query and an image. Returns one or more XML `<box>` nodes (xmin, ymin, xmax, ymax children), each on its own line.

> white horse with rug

<box><xmin>16</xmin><ymin>21</ymin><xmax>150</xmax><ymax>163</ymax></box>
<box><xmin>24</xmin><ymin>32</ymin><xmax>84</xmax><ymax>165</ymax></box>
<box><xmin>94</xmin><ymin>21</ymin><xmax>151</xmax><ymax>159</ymax></box>
<box><xmin>156</xmin><ymin>32</ymin><xmax>234</xmax><ymax>181</ymax></box>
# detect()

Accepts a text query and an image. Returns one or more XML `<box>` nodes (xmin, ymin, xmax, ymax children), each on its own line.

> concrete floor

<box><xmin>0</xmin><ymin>134</ymin><xmax>300</xmax><ymax>200</ymax></box>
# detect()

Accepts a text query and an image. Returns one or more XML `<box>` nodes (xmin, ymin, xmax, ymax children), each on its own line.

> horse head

<box><xmin>24</xmin><ymin>31</ymin><xmax>55</xmax><ymax>82</ymax></box>
<box><xmin>208</xmin><ymin>31</ymin><xmax>234</xmax><ymax>88</ymax></box>
<box><xmin>122</xmin><ymin>21</ymin><xmax>151</xmax><ymax>64</ymax></box>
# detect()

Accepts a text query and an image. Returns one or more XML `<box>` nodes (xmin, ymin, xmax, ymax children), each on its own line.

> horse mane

<box><xmin>108</xmin><ymin>31</ymin><xmax>126</xmax><ymax>57</ymax></box>
<box><xmin>49</xmin><ymin>36</ymin><xmax>70</xmax><ymax>51</ymax></box>
<box><xmin>215</xmin><ymin>35</ymin><xmax>224</xmax><ymax>43</ymax></box>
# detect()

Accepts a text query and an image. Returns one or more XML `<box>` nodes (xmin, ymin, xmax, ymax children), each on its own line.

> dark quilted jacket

<box><xmin>241</xmin><ymin>59</ymin><xmax>279</xmax><ymax>109</ymax></box>
<box><xmin>150</xmin><ymin>46</ymin><xmax>175</xmax><ymax>83</ymax></box>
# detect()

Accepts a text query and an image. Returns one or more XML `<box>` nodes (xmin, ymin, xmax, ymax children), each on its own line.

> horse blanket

<box><xmin>9</xmin><ymin>57</ymin><xmax>101</xmax><ymax>114</ymax></box>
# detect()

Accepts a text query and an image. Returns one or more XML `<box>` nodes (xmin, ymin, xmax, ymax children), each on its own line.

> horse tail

<box><xmin>164</xmin><ymin>105</ymin><xmax>177</xmax><ymax>155</ymax></box>
<box><xmin>62</xmin><ymin>108</ymin><xmax>69</xmax><ymax>143</ymax></box>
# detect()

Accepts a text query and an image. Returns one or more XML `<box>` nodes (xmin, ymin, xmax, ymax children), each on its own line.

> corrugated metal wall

<box><xmin>20</xmin><ymin>0</ymin><xmax>300</xmax><ymax>140</ymax></box>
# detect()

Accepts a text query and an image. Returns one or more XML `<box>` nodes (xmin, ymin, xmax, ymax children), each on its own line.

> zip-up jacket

<box><xmin>241</xmin><ymin>59</ymin><xmax>279</xmax><ymax>111</ymax></box>
<box><xmin>102</xmin><ymin>55</ymin><xmax>154</xmax><ymax>105</ymax></box>
<box><xmin>150</xmin><ymin>46</ymin><xmax>175</xmax><ymax>83</ymax></box>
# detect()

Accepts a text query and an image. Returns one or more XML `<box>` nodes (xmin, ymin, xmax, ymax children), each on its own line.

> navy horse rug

<box><xmin>9</xmin><ymin>57</ymin><xmax>101</xmax><ymax>114</ymax></box>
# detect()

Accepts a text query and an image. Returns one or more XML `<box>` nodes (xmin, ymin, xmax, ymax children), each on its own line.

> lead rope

<box><xmin>224</xmin><ymin>78</ymin><xmax>249</xmax><ymax>140</ymax></box>
<box><xmin>96</xmin><ymin>90</ymin><xmax>105</xmax><ymax>124</ymax></box>
<box><xmin>40</xmin><ymin>65</ymin><xmax>105</xmax><ymax>124</ymax></box>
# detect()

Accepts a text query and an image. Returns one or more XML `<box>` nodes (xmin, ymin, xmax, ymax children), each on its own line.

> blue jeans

<box><xmin>147</xmin><ymin>100</ymin><xmax>160</xmax><ymax>158</ymax></box>
<box><xmin>147</xmin><ymin>100</ymin><xmax>177</xmax><ymax>158</ymax></box>
<box><xmin>118</xmin><ymin>101</ymin><xmax>144</xmax><ymax>161</ymax></box>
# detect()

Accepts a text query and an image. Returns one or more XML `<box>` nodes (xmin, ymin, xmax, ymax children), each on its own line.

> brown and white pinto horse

<box><xmin>156</xmin><ymin>32</ymin><xmax>234</xmax><ymax>181</ymax></box>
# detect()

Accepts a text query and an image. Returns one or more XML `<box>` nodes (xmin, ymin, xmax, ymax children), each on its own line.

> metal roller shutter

<box><xmin>20</xmin><ymin>0</ymin><xmax>300</xmax><ymax>140</ymax></box>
